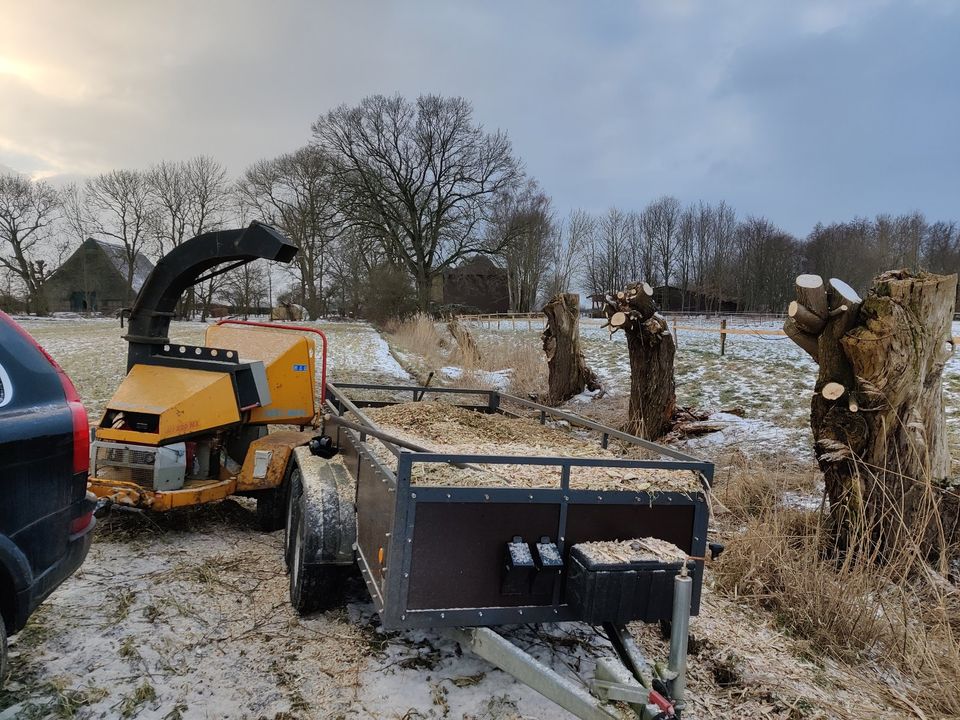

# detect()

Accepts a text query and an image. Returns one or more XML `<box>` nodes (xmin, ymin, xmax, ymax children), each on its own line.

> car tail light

<box><xmin>70</xmin><ymin>508</ymin><xmax>94</xmax><ymax>536</ymax></box>
<box><xmin>1</xmin><ymin>312</ymin><xmax>89</xmax><ymax>472</ymax></box>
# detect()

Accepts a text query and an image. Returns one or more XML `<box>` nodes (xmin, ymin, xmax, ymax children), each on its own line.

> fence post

<box><xmin>720</xmin><ymin>319</ymin><xmax>727</xmax><ymax>356</ymax></box>
<box><xmin>672</xmin><ymin>319</ymin><xmax>678</xmax><ymax>346</ymax></box>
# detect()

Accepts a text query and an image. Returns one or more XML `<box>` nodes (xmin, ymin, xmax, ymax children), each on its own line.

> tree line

<box><xmin>2</xmin><ymin>93</ymin><xmax>958</xmax><ymax>318</ymax></box>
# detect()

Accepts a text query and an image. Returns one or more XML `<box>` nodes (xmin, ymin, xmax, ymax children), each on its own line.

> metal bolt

<box><xmin>404</xmin><ymin>572</ymin><xmax>409</xmax><ymax>578</ymax></box>
<box><xmin>478</xmin><ymin>611</ymin><xmax>483</xmax><ymax>617</ymax></box>
<box><xmin>411</xmin><ymin>492</ymin><xmax>417</xmax><ymax>499</ymax></box>
<box><xmin>484</xmin><ymin>494</ymin><xmax>490</xmax><ymax>501</ymax></box>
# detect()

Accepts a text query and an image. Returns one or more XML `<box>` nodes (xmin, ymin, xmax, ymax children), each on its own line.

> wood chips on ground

<box><xmin>358</xmin><ymin>401</ymin><xmax>703</xmax><ymax>493</ymax></box>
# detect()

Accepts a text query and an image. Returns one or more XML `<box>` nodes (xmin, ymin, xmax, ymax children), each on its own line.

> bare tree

<box><xmin>85</xmin><ymin>170</ymin><xmax>154</xmax><ymax>305</ymax></box>
<box><xmin>0</xmin><ymin>173</ymin><xmax>60</xmax><ymax>314</ymax></box>
<box><xmin>582</xmin><ymin>207</ymin><xmax>635</xmax><ymax>298</ymax></box>
<box><xmin>312</xmin><ymin>94</ymin><xmax>522</xmax><ymax>311</ymax></box>
<box><xmin>490</xmin><ymin>180</ymin><xmax>554</xmax><ymax>311</ymax></box>
<box><xmin>641</xmin><ymin>196</ymin><xmax>682</xmax><ymax>287</ymax></box>
<box><xmin>543</xmin><ymin>209</ymin><xmax>592</xmax><ymax>298</ymax></box>
<box><xmin>220</xmin><ymin>260</ymin><xmax>269</xmax><ymax>320</ymax></box>
<box><xmin>238</xmin><ymin>146</ymin><xmax>343</xmax><ymax>319</ymax></box>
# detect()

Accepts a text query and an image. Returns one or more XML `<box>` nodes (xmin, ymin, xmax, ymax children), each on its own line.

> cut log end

<box><xmin>821</xmin><ymin>382</ymin><xmax>846</xmax><ymax>401</ymax></box>
<box><xmin>610</xmin><ymin>311</ymin><xmax>628</xmax><ymax>328</ymax></box>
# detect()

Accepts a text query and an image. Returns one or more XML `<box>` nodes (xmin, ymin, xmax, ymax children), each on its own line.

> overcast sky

<box><xmin>1</xmin><ymin>1</ymin><xmax>957</xmax><ymax>237</ymax></box>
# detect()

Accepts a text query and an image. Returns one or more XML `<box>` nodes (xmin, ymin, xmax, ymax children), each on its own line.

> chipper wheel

<box><xmin>286</xmin><ymin>448</ymin><xmax>357</xmax><ymax>615</ymax></box>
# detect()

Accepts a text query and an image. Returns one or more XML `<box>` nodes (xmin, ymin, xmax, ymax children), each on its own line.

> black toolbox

<box><xmin>565</xmin><ymin>544</ymin><xmax>695</xmax><ymax>624</ymax></box>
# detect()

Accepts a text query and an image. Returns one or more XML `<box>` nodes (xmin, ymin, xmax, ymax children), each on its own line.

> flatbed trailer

<box><xmin>286</xmin><ymin>381</ymin><xmax>716</xmax><ymax>719</ymax></box>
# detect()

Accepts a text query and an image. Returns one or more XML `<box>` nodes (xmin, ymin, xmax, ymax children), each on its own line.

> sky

<box><xmin>0</xmin><ymin>0</ymin><xmax>957</xmax><ymax>238</ymax></box>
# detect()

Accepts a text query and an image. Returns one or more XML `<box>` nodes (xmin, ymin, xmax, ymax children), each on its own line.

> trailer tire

<box><xmin>256</xmin><ymin>486</ymin><xmax>287</xmax><ymax>532</ymax></box>
<box><xmin>283</xmin><ymin>468</ymin><xmax>302</xmax><ymax>570</ymax></box>
<box><xmin>287</xmin><ymin>449</ymin><xmax>356</xmax><ymax>615</ymax></box>
<box><xmin>289</xmin><ymin>492</ymin><xmax>348</xmax><ymax>615</ymax></box>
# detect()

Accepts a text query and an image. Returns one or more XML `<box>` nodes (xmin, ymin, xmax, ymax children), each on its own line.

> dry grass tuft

<box><xmin>714</xmin><ymin>462</ymin><xmax>960</xmax><ymax>718</ymax></box>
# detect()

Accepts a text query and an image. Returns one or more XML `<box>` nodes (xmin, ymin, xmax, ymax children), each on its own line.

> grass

<box><xmin>385</xmin><ymin>314</ymin><xmax>547</xmax><ymax>397</ymax></box>
<box><xmin>712</xmin><ymin>458</ymin><xmax>960</xmax><ymax>719</ymax></box>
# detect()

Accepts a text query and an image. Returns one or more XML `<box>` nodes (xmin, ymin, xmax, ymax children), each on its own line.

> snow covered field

<box><xmin>1</xmin><ymin>316</ymin><xmax>949</xmax><ymax>719</ymax></box>
<box><xmin>467</xmin><ymin>318</ymin><xmax>960</xmax><ymax>464</ymax></box>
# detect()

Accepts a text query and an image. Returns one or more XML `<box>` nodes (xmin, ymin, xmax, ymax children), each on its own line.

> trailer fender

<box><xmin>292</xmin><ymin>446</ymin><xmax>356</xmax><ymax>565</ymax></box>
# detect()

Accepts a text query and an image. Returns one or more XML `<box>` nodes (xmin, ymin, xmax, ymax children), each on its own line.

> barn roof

<box><xmin>84</xmin><ymin>238</ymin><xmax>155</xmax><ymax>293</ymax></box>
<box><xmin>446</xmin><ymin>254</ymin><xmax>502</xmax><ymax>275</ymax></box>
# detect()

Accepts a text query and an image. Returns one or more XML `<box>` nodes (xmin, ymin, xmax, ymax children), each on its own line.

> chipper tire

<box><xmin>256</xmin><ymin>485</ymin><xmax>287</xmax><ymax>532</ymax></box>
<box><xmin>287</xmin><ymin>449</ymin><xmax>356</xmax><ymax>616</ymax></box>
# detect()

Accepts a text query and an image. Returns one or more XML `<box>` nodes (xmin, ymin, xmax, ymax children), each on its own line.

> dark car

<box><xmin>0</xmin><ymin>312</ymin><xmax>96</xmax><ymax>685</ymax></box>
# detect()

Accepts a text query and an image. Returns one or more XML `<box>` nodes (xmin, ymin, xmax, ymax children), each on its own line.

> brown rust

<box><xmin>236</xmin><ymin>430</ymin><xmax>316</xmax><ymax>491</ymax></box>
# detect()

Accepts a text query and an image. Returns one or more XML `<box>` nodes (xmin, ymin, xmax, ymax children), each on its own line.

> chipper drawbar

<box><xmin>89</xmin><ymin>224</ymin><xmax>717</xmax><ymax>719</ymax></box>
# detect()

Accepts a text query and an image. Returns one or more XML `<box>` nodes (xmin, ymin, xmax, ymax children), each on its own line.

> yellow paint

<box><xmin>236</xmin><ymin>430</ymin><xmax>315</xmax><ymax>491</ymax></box>
<box><xmin>205</xmin><ymin>325</ymin><xmax>317</xmax><ymax>425</ymax></box>
<box><xmin>88</xmin><ymin>477</ymin><xmax>237</xmax><ymax>512</ymax></box>
<box><xmin>96</xmin><ymin>365</ymin><xmax>240</xmax><ymax>443</ymax></box>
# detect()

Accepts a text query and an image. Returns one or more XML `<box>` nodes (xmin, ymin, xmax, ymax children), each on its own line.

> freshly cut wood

<box><xmin>820</xmin><ymin>382</ymin><xmax>846</xmax><ymax>400</ymax></box>
<box><xmin>361</xmin><ymin>401</ymin><xmax>703</xmax><ymax>493</ymax></box>
<box><xmin>783</xmin><ymin>317</ymin><xmax>819</xmax><ymax>362</ymax></box>
<box><xmin>788</xmin><ymin>300</ymin><xmax>826</xmax><ymax>335</ymax></box>
<box><xmin>446</xmin><ymin>319</ymin><xmax>481</xmax><ymax>365</ymax></box>
<box><xmin>541</xmin><ymin>293</ymin><xmax>603</xmax><ymax>405</ymax></box>
<box><xmin>609</xmin><ymin>311</ymin><xmax>627</xmax><ymax>328</ymax></box>
<box><xmin>795</xmin><ymin>273</ymin><xmax>829</xmax><ymax>319</ymax></box>
<box><xmin>784</xmin><ymin>270</ymin><xmax>960</xmax><ymax>561</ymax></box>
<box><xmin>829</xmin><ymin>278</ymin><xmax>861</xmax><ymax>308</ymax></box>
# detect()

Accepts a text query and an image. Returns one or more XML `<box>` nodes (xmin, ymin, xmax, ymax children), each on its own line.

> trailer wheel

<box><xmin>256</xmin><ymin>486</ymin><xmax>287</xmax><ymax>532</ymax></box>
<box><xmin>289</xmin><ymin>489</ymin><xmax>350</xmax><ymax>615</ymax></box>
<box><xmin>287</xmin><ymin>449</ymin><xmax>356</xmax><ymax>615</ymax></box>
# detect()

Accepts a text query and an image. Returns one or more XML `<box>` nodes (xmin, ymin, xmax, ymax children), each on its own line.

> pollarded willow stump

<box><xmin>447</xmin><ymin>319</ymin><xmax>482</xmax><ymax>366</ymax></box>
<box><xmin>785</xmin><ymin>271</ymin><xmax>960</xmax><ymax>562</ymax></box>
<box><xmin>541</xmin><ymin>293</ymin><xmax>603</xmax><ymax>405</ymax></box>
<box><xmin>603</xmin><ymin>282</ymin><xmax>676</xmax><ymax>440</ymax></box>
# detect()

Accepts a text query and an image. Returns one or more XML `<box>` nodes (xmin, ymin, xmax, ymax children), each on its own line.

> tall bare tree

<box><xmin>0</xmin><ymin>173</ymin><xmax>60</xmax><ymax>314</ymax></box>
<box><xmin>543</xmin><ymin>209</ymin><xmax>592</xmax><ymax>298</ymax></box>
<box><xmin>641</xmin><ymin>196</ymin><xmax>682</xmax><ymax>287</ymax></box>
<box><xmin>312</xmin><ymin>94</ymin><xmax>521</xmax><ymax>311</ymax></box>
<box><xmin>490</xmin><ymin>180</ymin><xmax>554</xmax><ymax>311</ymax></box>
<box><xmin>84</xmin><ymin>170</ymin><xmax>154</xmax><ymax>305</ymax></box>
<box><xmin>238</xmin><ymin>147</ymin><xmax>344</xmax><ymax>319</ymax></box>
<box><xmin>582</xmin><ymin>207</ymin><xmax>637</xmax><ymax>298</ymax></box>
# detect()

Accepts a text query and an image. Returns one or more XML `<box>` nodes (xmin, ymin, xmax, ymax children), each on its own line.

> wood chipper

<box><xmin>87</xmin><ymin>222</ymin><xmax>329</xmax><ymax>529</ymax></box>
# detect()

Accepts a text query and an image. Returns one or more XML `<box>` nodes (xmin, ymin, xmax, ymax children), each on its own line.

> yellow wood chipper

<box><xmin>87</xmin><ymin>222</ymin><xmax>331</xmax><ymax>529</ymax></box>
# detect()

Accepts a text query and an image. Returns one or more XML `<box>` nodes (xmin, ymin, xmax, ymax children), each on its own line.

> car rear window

<box><xmin>0</xmin><ymin>361</ymin><xmax>11</xmax><ymax>408</ymax></box>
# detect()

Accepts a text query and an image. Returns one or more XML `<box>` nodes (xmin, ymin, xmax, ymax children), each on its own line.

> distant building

<box><xmin>437</xmin><ymin>255</ymin><xmax>510</xmax><ymax>314</ymax></box>
<box><xmin>43</xmin><ymin>238</ymin><xmax>154</xmax><ymax>313</ymax></box>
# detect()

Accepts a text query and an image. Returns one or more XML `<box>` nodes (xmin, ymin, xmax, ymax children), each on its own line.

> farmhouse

<box><xmin>438</xmin><ymin>255</ymin><xmax>509</xmax><ymax>313</ymax></box>
<box><xmin>43</xmin><ymin>238</ymin><xmax>154</xmax><ymax>314</ymax></box>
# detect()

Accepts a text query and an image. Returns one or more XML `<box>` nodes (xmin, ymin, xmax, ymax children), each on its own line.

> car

<box><xmin>0</xmin><ymin>312</ymin><xmax>96</xmax><ymax>686</ymax></box>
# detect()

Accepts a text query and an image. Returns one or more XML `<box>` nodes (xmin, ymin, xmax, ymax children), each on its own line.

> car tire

<box><xmin>256</xmin><ymin>485</ymin><xmax>287</xmax><ymax>532</ymax></box>
<box><xmin>0</xmin><ymin>619</ymin><xmax>8</xmax><ymax>690</ymax></box>
<box><xmin>288</xmin><ymin>475</ymin><xmax>348</xmax><ymax>615</ymax></box>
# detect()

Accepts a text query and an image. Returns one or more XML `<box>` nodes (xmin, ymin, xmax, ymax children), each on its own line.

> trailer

<box><xmin>284</xmin><ymin>381</ymin><xmax>716</xmax><ymax>720</ymax></box>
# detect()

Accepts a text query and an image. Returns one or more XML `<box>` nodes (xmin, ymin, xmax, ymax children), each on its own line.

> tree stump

<box><xmin>603</xmin><ymin>282</ymin><xmax>677</xmax><ymax>440</ymax></box>
<box><xmin>785</xmin><ymin>270</ymin><xmax>960</xmax><ymax>562</ymax></box>
<box><xmin>541</xmin><ymin>293</ymin><xmax>602</xmax><ymax>405</ymax></box>
<box><xmin>447</xmin><ymin>319</ymin><xmax>482</xmax><ymax>366</ymax></box>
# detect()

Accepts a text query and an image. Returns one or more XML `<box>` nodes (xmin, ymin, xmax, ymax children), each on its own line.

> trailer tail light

<box><xmin>0</xmin><ymin>312</ymin><xmax>89</xmax><ymax>472</ymax></box>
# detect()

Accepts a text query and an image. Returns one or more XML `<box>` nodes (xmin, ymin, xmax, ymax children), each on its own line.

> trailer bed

<box><xmin>324</xmin><ymin>382</ymin><xmax>713</xmax><ymax>632</ymax></box>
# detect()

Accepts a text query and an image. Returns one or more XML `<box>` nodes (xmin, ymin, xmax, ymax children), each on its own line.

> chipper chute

<box><xmin>87</xmin><ymin>222</ymin><xmax>329</xmax><ymax>527</ymax></box>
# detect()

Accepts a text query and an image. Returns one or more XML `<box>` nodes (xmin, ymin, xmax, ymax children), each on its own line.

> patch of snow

<box><xmin>440</xmin><ymin>366</ymin><xmax>512</xmax><ymax>390</ymax></box>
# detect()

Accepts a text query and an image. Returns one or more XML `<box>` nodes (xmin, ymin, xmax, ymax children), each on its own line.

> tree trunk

<box><xmin>786</xmin><ymin>270</ymin><xmax>960</xmax><ymax>563</ymax></box>
<box><xmin>603</xmin><ymin>282</ymin><xmax>676</xmax><ymax>440</ymax></box>
<box><xmin>447</xmin><ymin>319</ymin><xmax>482</xmax><ymax>366</ymax></box>
<box><xmin>541</xmin><ymin>293</ymin><xmax>602</xmax><ymax>405</ymax></box>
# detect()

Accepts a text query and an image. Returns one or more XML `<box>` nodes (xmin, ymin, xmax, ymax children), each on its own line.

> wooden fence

<box><xmin>458</xmin><ymin>312</ymin><xmax>960</xmax><ymax>356</ymax></box>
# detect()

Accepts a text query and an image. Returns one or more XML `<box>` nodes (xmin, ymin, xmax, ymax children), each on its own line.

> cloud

<box><xmin>0</xmin><ymin>1</ymin><xmax>957</xmax><ymax>235</ymax></box>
